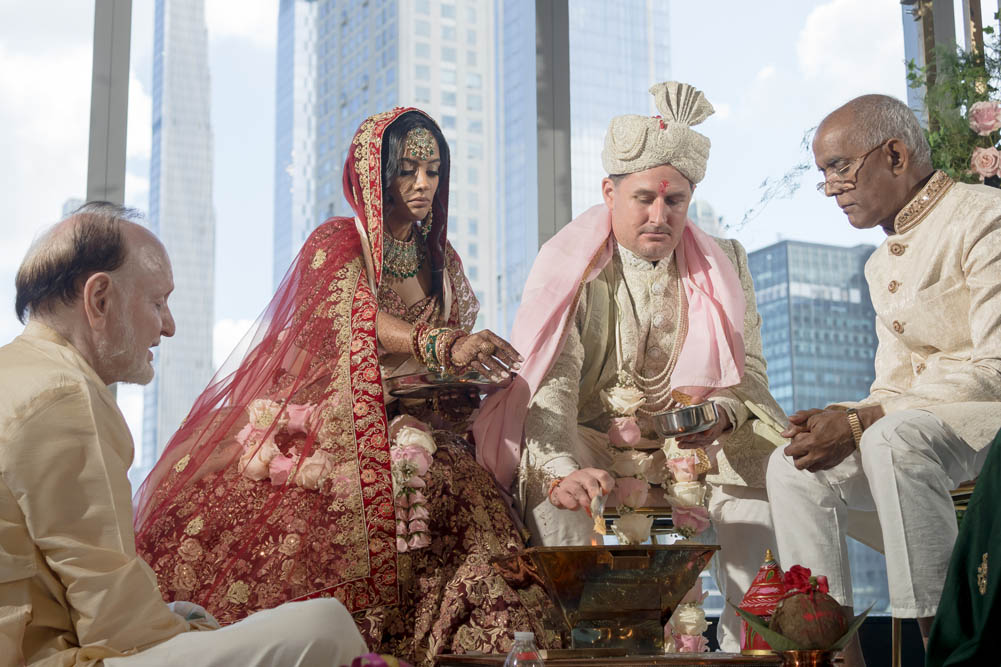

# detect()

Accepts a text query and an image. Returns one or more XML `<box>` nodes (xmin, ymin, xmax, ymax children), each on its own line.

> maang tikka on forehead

<box><xmin>404</xmin><ymin>127</ymin><xmax>436</xmax><ymax>161</ymax></box>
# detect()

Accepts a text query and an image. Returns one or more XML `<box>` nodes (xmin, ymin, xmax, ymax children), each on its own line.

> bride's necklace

<box><xmin>383</xmin><ymin>224</ymin><xmax>426</xmax><ymax>280</ymax></box>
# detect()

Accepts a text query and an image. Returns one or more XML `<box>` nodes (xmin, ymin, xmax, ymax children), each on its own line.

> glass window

<box><xmin>466</xmin><ymin>50</ymin><xmax>477</xmax><ymax>67</ymax></box>
<box><xmin>468</xmin><ymin>218</ymin><xmax>479</xmax><ymax>235</ymax></box>
<box><xmin>441</xmin><ymin>46</ymin><xmax>457</xmax><ymax>62</ymax></box>
<box><xmin>468</xmin><ymin>119</ymin><xmax>482</xmax><ymax>133</ymax></box>
<box><xmin>467</xmin><ymin>142</ymin><xmax>483</xmax><ymax>159</ymax></box>
<box><xmin>442</xmin><ymin>91</ymin><xmax>456</xmax><ymax>107</ymax></box>
<box><xmin>415</xmin><ymin>64</ymin><xmax>430</xmax><ymax>81</ymax></box>
<box><xmin>468</xmin><ymin>191</ymin><xmax>479</xmax><ymax>209</ymax></box>
<box><xmin>467</xmin><ymin>264</ymin><xmax>479</xmax><ymax>280</ymax></box>
<box><xmin>467</xmin><ymin>94</ymin><xmax>482</xmax><ymax>111</ymax></box>
<box><xmin>442</xmin><ymin>115</ymin><xmax>457</xmax><ymax>130</ymax></box>
<box><xmin>416</xmin><ymin>19</ymin><xmax>430</xmax><ymax>37</ymax></box>
<box><xmin>468</xmin><ymin>166</ymin><xmax>478</xmax><ymax>184</ymax></box>
<box><xmin>415</xmin><ymin>42</ymin><xmax>430</xmax><ymax>58</ymax></box>
<box><xmin>442</xmin><ymin>25</ymin><xmax>456</xmax><ymax>41</ymax></box>
<box><xmin>441</xmin><ymin>4</ymin><xmax>456</xmax><ymax>19</ymax></box>
<box><xmin>415</xmin><ymin>86</ymin><xmax>431</xmax><ymax>103</ymax></box>
<box><xmin>468</xmin><ymin>242</ymin><xmax>479</xmax><ymax>258</ymax></box>
<box><xmin>466</xmin><ymin>6</ymin><xmax>477</xmax><ymax>23</ymax></box>
<box><xmin>415</xmin><ymin>0</ymin><xmax>430</xmax><ymax>14</ymax></box>
<box><xmin>466</xmin><ymin>72</ymin><xmax>481</xmax><ymax>89</ymax></box>
<box><xmin>441</xmin><ymin>69</ymin><xmax>457</xmax><ymax>85</ymax></box>
<box><xmin>466</xmin><ymin>29</ymin><xmax>476</xmax><ymax>45</ymax></box>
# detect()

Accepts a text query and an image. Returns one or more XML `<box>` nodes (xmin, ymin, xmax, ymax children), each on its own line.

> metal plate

<box><xmin>384</xmin><ymin>371</ymin><xmax>513</xmax><ymax>398</ymax></box>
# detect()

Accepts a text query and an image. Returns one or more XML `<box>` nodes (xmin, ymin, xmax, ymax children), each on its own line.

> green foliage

<box><xmin>907</xmin><ymin>17</ymin><xmax>1001</xmax><ymax>183</ymax></box>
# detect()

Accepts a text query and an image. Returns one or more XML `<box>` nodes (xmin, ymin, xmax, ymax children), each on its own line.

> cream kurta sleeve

<box><xmin>523</xmin><ymin>297</ymin><xmax>588</xmax><ymax>479</ymax></box>
<box><xmin>1</xmin><ymin>382</ymin><xmax>191</xmax><ymax>662</ymax></box>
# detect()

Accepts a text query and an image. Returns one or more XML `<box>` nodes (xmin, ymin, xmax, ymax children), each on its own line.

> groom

<box><xmin>475</xmin><ymin>81</ymin><xmax>787</xmax><ymax>652</ymax></box>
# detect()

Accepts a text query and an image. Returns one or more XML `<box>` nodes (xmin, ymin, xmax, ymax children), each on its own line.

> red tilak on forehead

<box><xmin>658</xmin><ymin>180</ymin><xmax>670</xmax><ymax>195</ymax></box>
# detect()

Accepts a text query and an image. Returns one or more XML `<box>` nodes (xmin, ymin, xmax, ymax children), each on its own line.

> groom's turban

<box><xmin>601</xmin><ymin>81</ymin><xmax>715</xmax><ymax>184</ymax></box>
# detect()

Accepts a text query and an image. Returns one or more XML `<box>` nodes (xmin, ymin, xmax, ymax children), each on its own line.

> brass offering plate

<box><xmin>385</xmin><ymin>371</ymin><xmax>514</xmax><ymax>398</ymax></box>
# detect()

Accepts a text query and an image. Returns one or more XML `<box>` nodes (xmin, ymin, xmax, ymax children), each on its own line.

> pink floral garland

<box><xmin>387</xmin><ymin>415</ymin><xmax>436</xmax><ymax>553</ymax></box>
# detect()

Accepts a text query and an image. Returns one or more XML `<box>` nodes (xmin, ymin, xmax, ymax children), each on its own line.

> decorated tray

<box><xmin>385</xmin><ymin>371</ymin><xmax>514</xmax><ymax>398</ymax></box>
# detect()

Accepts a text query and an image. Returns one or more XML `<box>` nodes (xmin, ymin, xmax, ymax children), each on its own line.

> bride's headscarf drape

<box><xmin>133</xmin><ymin>107</ymin><xmax>452</xmax><ymax>621</ymax></box>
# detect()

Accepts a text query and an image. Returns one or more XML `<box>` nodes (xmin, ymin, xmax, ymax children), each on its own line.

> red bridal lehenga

<box><xmin>134</xmin><ymin>108</ymin><xmax>556</xmax><ymax>666</ymax></box>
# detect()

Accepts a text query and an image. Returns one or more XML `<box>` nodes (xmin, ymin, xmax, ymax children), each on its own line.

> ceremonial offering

<box><xmin>739</xmin><ymin>550</ymin><xmax>787</xmax><ymax>655</ymax></box>
<box><xmin>732</xmin><ymin>565</ymin><xmax>870</xmax><ymax>666</ymax></box>
<box><xmin>491</xmin><ymin>545</ymin><xmax>718</xmax><ymax>654</ymax></box>
<box><xmin>385</xmin><ymin>371</ymin><xmax>513</xmax><ymax>398</ymax></box>
<box><xmin>651</xmin><ymin>402</ymin><xmax>718</xmax><ymax>437</ymax></box>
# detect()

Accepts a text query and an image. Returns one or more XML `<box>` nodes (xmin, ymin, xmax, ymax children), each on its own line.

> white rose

<box><xmin>642</xmin><ymin>449</ymin><xmax>668</xmax><ymax>485</ymax></box>
<box><xmin>246</xmin><ymin>399</ymin><xmax>288</xmax><ymax>431</ymax></box>
<box><xmin>396</xmin><ymin>425</ymin><xmax>437</xmax><ymax>456</ymax></box>
<box><xmin>238</xmin><ymin>437</ymin><xmax>280</xmax><ymax>481</ymax></box>
<box><xmin>602</xmin><ymin>385</ymin><xmax>646</xmax><ymax>416</ymax></box>
<box><xmin>611</xmin><ymin>449</ymin><xmax>654</xmax><ymax>478</ymax></box>
<box><xmin>293</xmin><ymin>450</ymin><xmax>335</xmax><ymax>490</ymax></box>
<box><xmin>669</xmin><ymin>481</ymin><xmax>706</xmax><ymax>507</ymax></box>
<box><xmin>671</xmin><ymin>602</ymin><xmax>709</xmax><ymax>635</ymax></box>
<box><xmin>611</xmin><ymin>511</ymin><xmax>653</xmax><ymax>545</ymax></box>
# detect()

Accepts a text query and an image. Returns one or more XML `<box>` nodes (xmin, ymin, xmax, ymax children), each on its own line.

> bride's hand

<box><xmin>449</xmin><ymin>329</ymin><xmax>523</xmax><ymax>381</ymax></box>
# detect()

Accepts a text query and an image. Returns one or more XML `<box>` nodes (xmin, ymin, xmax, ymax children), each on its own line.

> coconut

<box><xmin>769</xmin><ymin>590</ymin><xmax>848</xmax><ymax>649</ymax></box>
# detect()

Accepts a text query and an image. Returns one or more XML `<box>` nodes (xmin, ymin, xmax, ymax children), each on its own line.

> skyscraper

<box><xmin>273</xmin><ymin>0</ymin><xmax>498</xmax><ymax>328</ymax></box>
<box><xmin>748</xmin><ymin>240</ymin><xmax>890</xmax><ymax>614</ymax></box>
<box><xmin>137</xmin><ymin>0</ymin><xmax>216</xmax><ymax>486</ymax></box>
<box><xmin>495</xmin><ymin>0</ymin><xmax>672</xmax><ymax>334</ymax></box>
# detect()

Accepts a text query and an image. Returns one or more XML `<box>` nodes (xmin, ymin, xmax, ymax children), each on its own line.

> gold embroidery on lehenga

<box><xmin>174</xmin><ymin>454</ymin><xmax>190</xmax><ymax>473</ymax></box>
<box><xmin>184</xmin><ymin>516</ymin><xmax>204</xmax><ymax>536</ymax></box>
<box><xmin>311</xmin><ymin>248</ymin><xmax>327</xmax><ymax>269</ymax></box>
<box><xmin>226</xmin><ymin>580</ymin><xmax>251</xmax><ymax>605</ymax></box>
<box><xmin>978</xmin><ymin>552</ymin><xmax>988</xmax><ymax>595</ymax></box>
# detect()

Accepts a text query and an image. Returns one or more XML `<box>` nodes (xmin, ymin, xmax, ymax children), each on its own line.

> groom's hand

<box><xmin>549</xmin><ymin>468</ymin><xmax>615</xmax><ymax>511</ymax></box>
<box><xmin>676</xmin><ymin>409</ymin><xmax>731</xmax><ymax>448</ymax></box>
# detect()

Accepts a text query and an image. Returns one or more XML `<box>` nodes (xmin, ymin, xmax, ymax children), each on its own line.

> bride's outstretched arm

<box><xmin>377</xmin><ymin>311</ymin><xmax>415</xmax><ymax>356</ymax></box>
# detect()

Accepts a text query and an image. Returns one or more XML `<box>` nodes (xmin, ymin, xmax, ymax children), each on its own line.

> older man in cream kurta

<box><xmin>767</xmin><ymin>96</ymin><xmax>1001</xmax><ymax>658</ymax></box>
<box><xmin>1</xmin><ymin>206</ymin><xmax>367</xmax><ymax>666</ymax></box>
<box><xmin>481</xmin><ymin>82</ymin><xmax>788</xmax><ymax>654</ymax></box>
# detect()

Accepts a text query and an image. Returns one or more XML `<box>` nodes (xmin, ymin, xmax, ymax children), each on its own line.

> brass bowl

<box><xmin>651</xmin><ymin>402</ymin><xmax>718</xmax><ymax>437</ymax></box>
<box><xmin>491</xmin><ymin>544</ymin><xmax>718</xmax><ymax>653</ymax></box>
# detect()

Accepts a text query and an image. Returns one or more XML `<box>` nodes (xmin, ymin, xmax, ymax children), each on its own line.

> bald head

<box><xmin>14</xmin><ymin>201</ymin><xmax>175</xmax><ymax>385</ymax></box>
<box><xmin>816</xmin><ymin>94</ymin><xmax>932</xmax><ymax>172</ymax></box>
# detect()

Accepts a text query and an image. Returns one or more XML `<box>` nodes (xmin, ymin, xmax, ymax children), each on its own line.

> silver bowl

<box><xmin>651</xmin><ymin>402</ymin><xmax>718</xmax><ymax>437</ymax></box>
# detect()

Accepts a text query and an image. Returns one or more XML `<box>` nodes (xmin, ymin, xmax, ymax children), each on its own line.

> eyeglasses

<box><xmin>815</xmin><ymin>141</ymin><xmax>887</xmax><ymax>194</ymax></box>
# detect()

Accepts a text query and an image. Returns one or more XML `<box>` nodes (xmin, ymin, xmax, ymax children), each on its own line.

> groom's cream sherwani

<box><xmin>520</xmin><ymin>237</ymin><xmax>786</xmax><ymax>652</ymax></box>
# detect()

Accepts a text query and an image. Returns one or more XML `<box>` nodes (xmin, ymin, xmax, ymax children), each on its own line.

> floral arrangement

<box><xmin>387</xmin><ymin>415</ymin><xmax>436</xmax><ymax>553</ymax></box>
<box><xmin>600</xmin><ymin>381</ymin><xmax>714</xmax><ymax>654</ymax></box>
<box><xmin>907</xmin><ymin>19</ymin><xmax>1001</xmax><ymax>186</ymax></box>
<box><xmin>236</xmin><ymin>399</ymin><xmax>337</xmax><ymax>490</ymax></box>
<box><xmin>732</xmin><ymin>565</ymin><xmax>870</xmax><ymax>654</ymax></box>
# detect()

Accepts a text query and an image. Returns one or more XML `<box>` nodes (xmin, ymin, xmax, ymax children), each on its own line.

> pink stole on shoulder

<box><xmin>472</xmin><ymin>204</ymin><xmax>746</xmax><ymax>490</ymax></box>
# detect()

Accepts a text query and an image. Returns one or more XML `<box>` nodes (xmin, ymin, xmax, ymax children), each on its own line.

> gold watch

<box><xmin>845</xmin><ymin>408</ymin><xmax>864</xmax><ymax>449</ymax></box>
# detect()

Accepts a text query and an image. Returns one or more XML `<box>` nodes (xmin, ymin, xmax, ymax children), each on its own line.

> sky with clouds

<box><xmin>0</xmin><ymin>0</ymin><xmax>985</xmax><ymax>445</ymax></box>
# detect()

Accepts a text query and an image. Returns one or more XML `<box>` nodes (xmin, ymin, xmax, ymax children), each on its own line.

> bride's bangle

<box><xmin>410</xmin><ymin>321</ymin><xmax>431</xmax><ymax>363</ymax></box>
<box><xmin>438</xmin><ymin>329</ymin><xmax>469</xmax><ymax>377</ymax></box>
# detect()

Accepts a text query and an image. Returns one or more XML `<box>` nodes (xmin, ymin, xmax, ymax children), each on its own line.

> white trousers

<box><xmin>525</xmin><ymin>455</ymin><xmax>773</xmax><ymax>653</ymax></box>
<box><xmin>104</xmin><ymin>599</ymin><xmax>368</xmax><ymax>667</ymax></box>
<box><xmin>766</xmin><ymin>409</ymin><xmax>988</xmax><ymax>618</ymax></box>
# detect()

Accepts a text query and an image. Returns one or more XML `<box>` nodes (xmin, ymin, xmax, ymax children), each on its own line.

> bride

<box><xmin>134</xmin><ymin>107</ymin><xmax>556</xmax><ymax>666</ymax></box>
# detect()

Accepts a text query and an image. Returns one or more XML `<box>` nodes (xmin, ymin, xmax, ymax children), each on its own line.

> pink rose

<box><xmin>293</xmin><ymin>450</ymin><xmax>335</xmax><ymax>490</ymax></box>
<box><xmin>408</xmin><ymin>533</ymin><xmax>431</xmax><ymax>549</ymax></box>
<box><xmin>608</xmin><ymin>416</ymin><xmax>641</xmax><ymax>447</ymax></box>
<box><xmin>969</xmin><ymin>101</ymin><xmax>1001</xmax><ymax>135</ymax></box>
<box><xmin>268</xmin><ymin>453</ymin><xmax>295</xmax><ymax>486</ymax></box>
<box><xmin>667</xmin><ymin>455</ymin><xmax>699</xmax><ymax>482</ymax></box>
<box><xmin>286</xmin><ymin>403</ymin><xmax>317</xmax><ymax>434</ymax></box>
<box><xmin>673</xmin><ymin>505</ymin><xmax>711</xmax><ymax>537</ymax></box>
<box><xmin>391</xmin><ymin>444</ymin><xmax>433</xmax><ymax>477</ymax></box>
<box><xmin>397</xmin><ymin>537</ymin><xmax>409</xmax><ymax>552</ymax></box>
<box><xmin>673</xmin><ymin>633</ymin><xmax>709</xmax><ymax>653</ymax></box>
<box><xmin>235</xmin><ymin>423</ymin><xmax>262</xmax><ymax>447</ymax></box>
<box><xmin>396</xmin><ymin>494</ymin><xmax>411</xmax><ymax>510</ymax></box>
<box><xmin>238</xmin><ymin>437</ymin><xmax>280</xmax><ymax>480</ymax></box>
<box><xmin>408</xmin><ymin>505</ymin><xmax>430</xmax><ymax>521</ymax></box>
<box><xmin>410</xmin><ymin>491</ymin><xmax>427</xmax><ymax>505</ymax></box>
<box><xmin>408</xmin><ymin>519</ymin><xmax>429</xmax><ymax>533</ymax></box>
<box><xmin>396</xmin><ymin>520</ymin><xmax>408</xmax><ymax>535</ymax></box>
<box><xmin>971</xmin><ymin>146</ymin><xmax>1001</xmax><ymax>180</ymax></box>
<box><xmin>612</xmin><ymin>476</ymin><xmax>649</xmax><ymax>509</ymax></box>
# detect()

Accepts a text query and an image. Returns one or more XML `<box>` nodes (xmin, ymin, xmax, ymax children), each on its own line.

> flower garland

<box><xmin>600</xmin><ymin>380</ymin><xmax>713</xmax><ymax>654</ymax></box>
<box><xmin>387</xmin><ymin>415</ymin><xmax>436</xmax><ymax>553</ymax></box>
